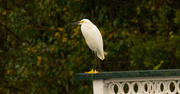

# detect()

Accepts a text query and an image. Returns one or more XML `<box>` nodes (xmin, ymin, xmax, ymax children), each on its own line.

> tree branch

<box><xmin>0</xmin><ymin>23</ymin><xmax>30</xmax><ymax>43</ymax></box>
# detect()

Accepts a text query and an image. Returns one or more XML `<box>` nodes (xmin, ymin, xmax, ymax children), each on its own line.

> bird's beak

<box><xmin>69</xmin><ymin>22</ymin><xmax>80</xmax><ymax>25</ymax></box>
<box><xmin>69</xmin><ymin>21</ymin><xmax>84</xmax><ymax>25</ymax></box>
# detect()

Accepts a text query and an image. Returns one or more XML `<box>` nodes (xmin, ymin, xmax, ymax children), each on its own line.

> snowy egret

<box><xmin>70</xmin><ymin>19</ymin><xmax>106</xmax><ymax>73</ymax></box>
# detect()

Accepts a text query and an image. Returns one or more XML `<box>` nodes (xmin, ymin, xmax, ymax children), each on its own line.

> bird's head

<box><xmin>69</xmin><ymin>19</ymin><xmax>93</xmax><ymax>26</ymax></box>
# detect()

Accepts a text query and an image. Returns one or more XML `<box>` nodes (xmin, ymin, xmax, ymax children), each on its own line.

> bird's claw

<box><xmin>85</xmin><ymin>69</ymin><xmax>98</xmax><ymax>73</ymax></box>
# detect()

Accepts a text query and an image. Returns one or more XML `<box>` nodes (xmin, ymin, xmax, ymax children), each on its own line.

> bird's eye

<box><xmin>79</xmin><ymin>21</ymin><xmax>84</xmax><ymax>23</ymax></box>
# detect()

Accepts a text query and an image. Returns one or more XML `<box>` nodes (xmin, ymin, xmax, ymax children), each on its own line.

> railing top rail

<box><xmin>75</xmin><ymin>69</ymin><xmax>180</xmax><ymax>80</ymax></box>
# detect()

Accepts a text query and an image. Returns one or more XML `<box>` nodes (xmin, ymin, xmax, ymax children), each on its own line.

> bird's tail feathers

<box><xmin>104</xmin><ymin>51</ymin><xmax>107</xmax><ymax>56</ymax></box>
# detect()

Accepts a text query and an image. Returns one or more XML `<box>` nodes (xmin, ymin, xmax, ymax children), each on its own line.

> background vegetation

<box><xmin>0</xmin><ymin>0</ymin><xmax>180</xmax><ymax>93</ymax></box>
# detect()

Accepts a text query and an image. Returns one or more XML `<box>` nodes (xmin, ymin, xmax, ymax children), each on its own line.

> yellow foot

<box><xmin>85</xmin><ymin>69</ymin><xmax>99</xmax><ymax>73</ymax></box>
<box><xmin>94</xmin><ymin>70</ymin><xmax>99</xmax><ymax>73</ymax></box>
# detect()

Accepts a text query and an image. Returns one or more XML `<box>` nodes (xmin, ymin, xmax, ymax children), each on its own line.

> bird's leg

<box><xmin>92</xmin><ymin>54</ymin><xmax>95</xmax><ymax>71</ymax></box>
<box><xmin>85</xmin><ymin>52</ymin><xmax>98</xmax><ymax>73</ymax></box>
<box><xmin>84</xmin><ymin>52</ymin><xmax>95</xmax><ymax>73</ymax></box>
<box><xmin>94</xmin><ymin>52</ymin><xmax>98</xmax><ymax>73</ymax></box>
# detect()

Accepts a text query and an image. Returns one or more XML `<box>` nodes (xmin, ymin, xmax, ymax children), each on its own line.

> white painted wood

<box><xmin>105</xmin><ymin>76</ymin><xmax>180</xmax><ymax>83</ymax></box>
<box><xmin>93</xmin><ymin>79</ymin><xmax>109</xmax><ymax>94</ymax></box>
<box><xmin>93</xmin><ymin>80</ymin><xmax>103</xmax><ymax>94</ymax></box>
<box><xmin>93</xmin><ymin>77</ymin><xmax>180</xmax><ymax>94</ymax></box>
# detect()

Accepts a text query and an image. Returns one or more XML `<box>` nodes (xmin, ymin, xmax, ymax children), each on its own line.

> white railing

<box><xmin>93</xmin><ymin>77</ymin><xmax>180</xmax><ymax>94</ymax></box>
<box><xmin>76</xmin><ymin>69</ymin><xmax>180</xmax><ymax>94</ymax></box>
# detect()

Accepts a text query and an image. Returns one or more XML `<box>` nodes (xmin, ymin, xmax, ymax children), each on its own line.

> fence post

<box><xmin>93</xmin><ymin>79</ymin><xmax>109</xmax><ymax>94</ymax></box>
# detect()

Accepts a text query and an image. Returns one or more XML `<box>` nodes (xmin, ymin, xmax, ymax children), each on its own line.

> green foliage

<box><xmin>0</xmin><ymin>0</ymin><xmax>180</xmax><ymax>93</ymax></box>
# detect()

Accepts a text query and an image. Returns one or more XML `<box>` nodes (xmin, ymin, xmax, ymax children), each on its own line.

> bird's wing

<box><xmin>81</xmin><ymin>25</ymin><xmax>105</xmax><ymax>60</ymax></box>
<box><xmin>92</xmin><ymin>25</ymin><xmax>105</xmax><ymax>60</ymax></box>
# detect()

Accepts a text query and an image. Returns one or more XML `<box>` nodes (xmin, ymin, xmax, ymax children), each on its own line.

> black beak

<box><xmin>68</xmin><ymin>22</ymin><xmax>80</xmax><ymax>25</ymax></box>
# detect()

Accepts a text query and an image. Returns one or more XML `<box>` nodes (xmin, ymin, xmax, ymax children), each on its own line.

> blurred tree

<box><xmin>0</xmin><ymin>0</ymin><xmax>180</xmax><ymax>93</ymax></box>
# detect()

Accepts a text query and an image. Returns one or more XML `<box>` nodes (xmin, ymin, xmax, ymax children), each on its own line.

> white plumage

<box><xmin>70</xmin><ymin>19</ymin><xmax>106</xmax><ymax>73</ymax></box>
<box><xmin>79</xmin><ymin>19</ymin><xmax>105</xmax><ymax>60</ymax></box>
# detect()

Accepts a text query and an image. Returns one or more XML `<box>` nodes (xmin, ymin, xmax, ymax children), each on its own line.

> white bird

<box><xmin>70</xmin><ymin>19</ymin><xmax>106</xmax><ymax>73</ymax></box>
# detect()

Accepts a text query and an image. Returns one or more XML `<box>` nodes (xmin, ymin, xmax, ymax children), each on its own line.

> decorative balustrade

<box><xmin>76</xmin><ymin>69</ymin><xmax>180</xmax><ymax>94</ymax></box>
